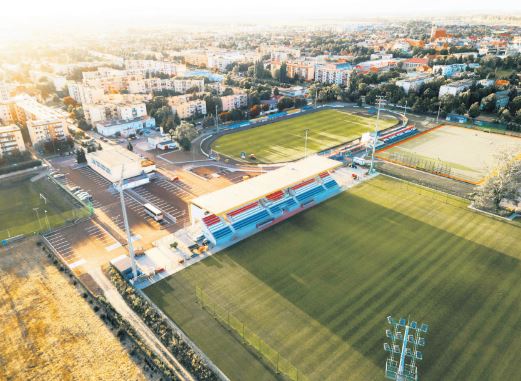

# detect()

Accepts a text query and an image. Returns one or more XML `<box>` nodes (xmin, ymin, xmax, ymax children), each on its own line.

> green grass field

<box><xmin>212</xmin><ymin>109</ymin><xmax>397</xmax><ymax>163</ymax></box>
<box><xmin>145</xmin><ymin>176</ymin><xmax>521</xmax><ymax>381</ymax></box>
<box><xmin>0</xmin><ymin>177</ymin><xmax>90</xmax><ymax>240</ymax></box>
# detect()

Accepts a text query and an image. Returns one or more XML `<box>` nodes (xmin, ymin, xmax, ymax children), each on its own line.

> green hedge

<box><xmin>0</xmin><ymin>160</ymin><xmax>42</xmax><ymax>175</ymax></box>
<box><xmin>107</xmin><ymin>266</ymin><xmax>218</xmax><ymax>381</ymax></box>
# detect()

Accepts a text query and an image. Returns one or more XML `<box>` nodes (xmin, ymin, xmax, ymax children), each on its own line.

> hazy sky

<box><xmin>3</xmin><ymin>0</ymin><xmax>521</xmax><ymax>32</ymax></box>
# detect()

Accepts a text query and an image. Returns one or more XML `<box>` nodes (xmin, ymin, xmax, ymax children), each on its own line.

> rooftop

<box><xmin>191</xmin><ymin>156</ymin><xmax>341</xmax><ymax>215</ymax></box>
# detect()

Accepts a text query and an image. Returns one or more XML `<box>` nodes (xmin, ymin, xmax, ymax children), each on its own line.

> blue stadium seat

<box><xmin>324</xmin><ymin>180</ymin><xmax>339</xmax><ymax>189</ymax></box>
<box><xmin>212</xmin><ymin>226</ymin><xmax>232</xmax><ymax>239</ymax></box>
<box><xmin>296</xmin><ymin>186</ymin><xmax>325</xmax><ymax>202</ymax></box>
<box><xmin>232</xmin><ymin>210</ymin><xmax>270</xmax><ymax>230</ymax></box>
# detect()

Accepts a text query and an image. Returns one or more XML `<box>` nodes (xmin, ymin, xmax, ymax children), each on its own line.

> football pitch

<box><xmin>212</xmin><ymin>109</ymin><xmax>397</xmax><ymax>163</ymax></box>
<box><xmin>0</xmin><ymin>177</ymin><xmax>90</xmax><ymax>240</ymax></box>
<box><xmin>145</xmin><ymin>176</ymin><xmax>521</xmax><ymax>381</ymax></box>
<box><xmin>377</xmin><ymin>125</ymin><xmax>521</xmax><ymax>184</ymax></box>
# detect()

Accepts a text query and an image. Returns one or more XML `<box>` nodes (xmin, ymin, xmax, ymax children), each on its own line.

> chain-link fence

<box><xmin>196</xmin><ymin>286</ymin><xmax>311</xmax><ymax>381</ymax></box>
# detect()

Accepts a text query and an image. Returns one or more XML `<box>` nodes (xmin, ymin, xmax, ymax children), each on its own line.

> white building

<box><xmin>0</xmin><ymin>82</ymin><xmax>14</xmax><ymax>101</ymax></box>
<box><xmin>171</xmin><ymin>99</ymin><xmax>207</xmax><ymax>119</ymax></box>
<box><xmin>439</xmin><ymin>80</ymin><xmax>474</xmax><ymax>97</ymax></box>
<box><xmin>221</xmin><ymin>94</ymin><xmax>247</xmax><ymax>111</ymax></box>
<box><xmin>86</xmin><ymin>147</ymin><xmax>155</xmax><ymax>189</ymax></box>
<box><xmin>0</xmin><ymin>124</ymin><xmax>25</xmax><ymax>156</ymax></box>
<box><xmin>83</xmin><ymin>100</ymin><xmax>147</xmax><ymax>124</ymax></box>
<box><xmin>124</xmin><ymin>60</ymin><xmax>186</xmax><ymax>76</ymax></box>
<box><xmin>173</xmin><ymin>79</ymin><xmax>204</xmax><ymax>94</ymax></box>
<box><xmin>82</xmin><ymin>67</ymin><xmax>145</xmax><ymax>92</ymax></box>
<box><xmin>395</xmin><ymin>74</ymin><xmax>434</xmax><ymax>94</ymax></box>
<box><xmin>95</xmin><ymin>116</ymin><xmax>155</xmax><ymax>137</ymax></box>
<box><xmin>314</xmin><ymin>64</ymin><xmax>352</xmax><ymax>86</ymax></box>
<box><xmin>0</xmin><ymin>102</ymin><xmax>11</xmax><ymax>123</ymax></box>
<box><xmin>67</xmin><ymin>82</ymin><xmax>104</xmax><ymax>105</ymax></box>
<box><xmin>10</xmin><ymin>96</ymin><xmax>69</xmax><ymax>146</ymax></box>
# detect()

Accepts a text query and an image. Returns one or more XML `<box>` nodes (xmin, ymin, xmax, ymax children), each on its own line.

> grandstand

<box><xmin>190</xmin><ymin>156</ymin><xmax>342</xmax><ymax>246</ymax></box>
<box><xmin>325</xmin><ymin>124</ymin><xmax>418</xmax><ymax>160</ymax></box>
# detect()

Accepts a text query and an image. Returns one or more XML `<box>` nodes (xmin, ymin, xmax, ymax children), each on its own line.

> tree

<box><xmin>473</xmin><ymin>151</ymin><xmax>521</xmax><ymax>213</ymax></box>
<box><xmin>127</xmin><ymin>141</ymin><xmax>133</xmax><ymax>151</ymax></box>
<box><xmin>273</xmin><ymin>87</ymin><xmax>280</xmax><ymax>96</ymax></box>
<box><xmin>277</xmin><ymin>97</ymin><xmax>294</xmax><ymax>111</ymax></box>
<box><xmin>468</xmin><ymin>102</ymin><xmax>480</xmax><ymax>118</ymax></box>
<box><xmin>76</xmin><ymin>148</ymin><xmax>87</xmax><ymax>163</ymax></box>
<box><xmin>174</xmin><ymin>121</ymin><xmax>198</xmax><ymax>145</ymax></box>
<box><xmin>222</xmin><ymin>87</ymin><xmax>234</xmax><ymax>96</ymax></box>
<box><xmin>278</xmin><ymin>62</ymin><xmax>287</xmax><ymax>83</ymax></box>
<box><xmin>481</xmin><ymin>93</ymin><xmax>497</xmax><ymax>113</ymax></box>
<box><xmin>63</xmin><ymin>96</ymin><xmax>77</xmax><ymax>107</ymax></box>
<box><xmin>178</xmin><ymin>137</ymin><xmax>191</xmax><ymax>151</ymax></box>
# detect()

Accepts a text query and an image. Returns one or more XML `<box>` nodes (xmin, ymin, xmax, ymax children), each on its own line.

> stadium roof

<box><xmin>191</xmin><ymin>156</ymin><xmax>342</xmax><ymax>215</ymax></box>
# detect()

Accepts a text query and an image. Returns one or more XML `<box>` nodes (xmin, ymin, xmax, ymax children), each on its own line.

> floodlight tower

<box><xmin>118</xmin><ymin>166</ymin><xmax>138</xmax><ymax>280</ymax></box>
<box><xmin>384</xmin><ymin>316</ymin><xmax>429</xmax><ymax>381</ymax></box>
<box><xmin>368</xmin><ymin>96</ymin><xmax>385</xmax><ymax>174</ymax></box>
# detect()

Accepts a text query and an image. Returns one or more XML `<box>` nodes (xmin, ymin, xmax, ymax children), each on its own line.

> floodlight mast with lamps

<box><xmin>118</xmin><ymin>165</ymin><xmax>138</xmax><ymax>280</ymax></box>
<box><xmin>384</xmin><ymin>315</ymin><xmax>429</xmax><ymax>381</ymax></box>
<box><xmin>368</xmin><ymin>96</ymin><xmax>385</xmax><ymax>174</ymax></box>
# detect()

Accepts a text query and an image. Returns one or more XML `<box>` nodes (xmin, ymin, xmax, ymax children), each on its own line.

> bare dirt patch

<box><xmin>0</xmin><ymin>238</ymin><xmax>147</xmax><ymax>381</ymax></box>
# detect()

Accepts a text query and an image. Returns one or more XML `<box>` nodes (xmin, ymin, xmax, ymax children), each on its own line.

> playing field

<box><xmin>377</xmin><ymin>125</ymin><xmax>521</xmax><ymax>183</ymax></box>
<box><xmin>0</xmin><ymin>177</ymin><xmax>90</xmax><ymax>240</ymax></box>
<box><xmin>145</xmin><ymin>176</ymin><xmax>521</xmax><ymax>381</ymax></box>
<box><xmin>212</xmin><ymin>109</ymin><xmax>397</xmax><ymax>163</ymax></box>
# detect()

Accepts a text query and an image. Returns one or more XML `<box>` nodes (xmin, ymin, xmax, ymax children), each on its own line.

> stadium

<box><xmin>209</xmin><ymin>107</ymin><xmax>400</xmax><ymax>163</ymax></box>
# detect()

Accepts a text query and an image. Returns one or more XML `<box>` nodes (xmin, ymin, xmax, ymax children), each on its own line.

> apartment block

<box><xmin>439</xmin><ymin>79</ymin><xmax>474</xmax><ymax>97</ymax></box>
<box><xmin>10</xmin><ymin>96</ymin><xmax>69</xmax><ymax>146</ymax></box>
<box><xmin>314</xmin><ymin>64</ymin><xmax>352</xmax><ymax>86</ymax></box>
<box><xmin>221</xmin><ymin>94</ymin><xmax>247</xmax><ymax>111</ymax></box>
<box><xmin>171</xmin><ymin>99</ymin><xmax>207</xmax><ymax>119</ymax></box>
<box><xmin>83</xmin><ymin>101</ymin><xmax>147</xmax><ymax>124</ymax></box>
<box><xmin>124</xmin><ymin>60</ymin><xmax>186</xmax><ymax>76</ymax></box>
<box><xmin>0</xmin><ymin>124</ymin><xmax>25</xmax><ymax>156</ymax></box>
<box><xmin>67</xmin><ymin>82</ymin><xmax>104</xmax><ymax>104</ymax></box>
<box><xmin>395</xmin><ymin>74</ymin><xmax>434</xmax><ymax>94</ymax></box>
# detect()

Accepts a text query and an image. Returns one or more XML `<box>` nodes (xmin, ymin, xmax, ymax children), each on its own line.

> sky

<box><xmin>2</xmin><ymin>0</ymin><xmax>521</xmax><ymax>33</ymax></box>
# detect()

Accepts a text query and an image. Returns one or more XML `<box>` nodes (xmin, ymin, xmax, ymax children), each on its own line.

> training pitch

<box><xmin>145</xmin><ymin>176</ymin><xmax>521</xmax><ymax>381</ymax></box>
<box><xmin>0</xmin><ymin>177</ymin><xmax>89</xmax><ymax>240</ymax></box>
<box><xmin>212</xmin><ymin>109</ymin><xmax>397</xmax><ymax>163</ymax></box>
<box><xmin>377</xmin><ymin>125</ymin><xmax>521</xmax><ymax>183</ymax></box>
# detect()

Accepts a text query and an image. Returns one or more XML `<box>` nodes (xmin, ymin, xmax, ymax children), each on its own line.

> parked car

<box><xmin>52</xmin><ymin>173</ymin><xmax>66</xmax><ymax>180</ymax></box>
<box><xmin>67</xmin><ymin>185</ymin><xmax>81</xmax><ymax>193</ymax></box>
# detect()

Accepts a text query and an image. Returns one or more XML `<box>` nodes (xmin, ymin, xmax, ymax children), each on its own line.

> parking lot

<box><xmin>43</xmin><ymin>219</ymin><xmax>126</xmax><ymax>273</ymax></box>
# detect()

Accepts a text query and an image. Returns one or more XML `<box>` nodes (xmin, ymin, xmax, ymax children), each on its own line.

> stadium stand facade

<box><xmin>190</xmin><ymin>157</ymin><xmax>343</xmax><ymax>246</ymax></box>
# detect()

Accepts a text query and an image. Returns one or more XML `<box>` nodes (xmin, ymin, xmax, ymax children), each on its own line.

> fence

<box><xmin>195</xmin><ymin>286</ymin><xmax>312</xmax><ymax>381</ymax></box>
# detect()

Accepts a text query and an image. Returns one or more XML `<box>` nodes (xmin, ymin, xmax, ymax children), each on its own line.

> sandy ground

<box><xmin>0</xmin><ymin>238</ymin><xmax>147</xmax><ymax>381</ymax></box>
<box><xmin>378</xmin><ymin>125</ymin><xmax>521</xmax><ymax>182</ymax></box>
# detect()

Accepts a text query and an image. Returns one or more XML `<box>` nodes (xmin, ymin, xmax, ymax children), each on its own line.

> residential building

<box><xmin>402</xmin><ymin>58</ymin><xmax>430</xmax><ymax>71</ymax></box>
<box><xmin>82</xmin><ymin>67</ymin><xmax>144</xmax><ymax>92</ymax></box>
<box><xmin>95</xmin><ymin>116</ymin><xmax>155</xmax><ymax>137</ymax></box>
<box><xmin>171</xmin><ymin>99</ymin><xmax>207</xmax><ymax>119</ymax></box>
<box><xmin>83</xmin><ymin>100</ymin><xmax>147</xmax><ymax>124</ymax></box>
<box><xmin>67</xmin><ymin>82</ymin><xmax>104</xmax><ymax>105</ymax></box>
<box><xmin>432</xmin><ymin>64</ymin><xmax>478</xmax><ymax>77</ymax></box>
<box><xmin>395</xmin><ymin>74</ymin><xmax>434</xmax><ymax>94</ymax></box>
<box><xmin>221</xmin><ymin>94</ymin><xmax>247</xmax><ymax>111</ymax></box>
<box><xmin>314</xmin><ymin>64</ymin><xmax>352</xmax><ymax>86</ymax></box>
<box><xmin>286</xmin><ymin>60</ymin><xmax>315</xmax><ymax>81</ymax></box>
<box><xmin>0</xmin><ymin>102</ymin><xmax>12</xmax><ymax>123</ymax></box>
<box><xmin>10</xmin><ymin>96</ymin><xmax>69</xmax><ymax>146</ymax></box>
<box><xmin>124</xmin><ymin>60</ymin><xmax>186</xmax><ymax>76</ymax></box>
<box><xmin>0</xmin><ymin>82</ymin><xmax>15</xmax><ymax>101</ymax></box>
<box><xmin>0</xmin><ymin>124</ymin><xmax>25</xmax><ymax>156</ymax></box>
<box><xmin>439</xmin><ymin>79</ymin><xmax>474</xmax><ymax>97</ymax></box>
<box><xmin>173</xmin><ymin>79</ymin><xmax>205</xmax><ymax>94</ymax></box>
